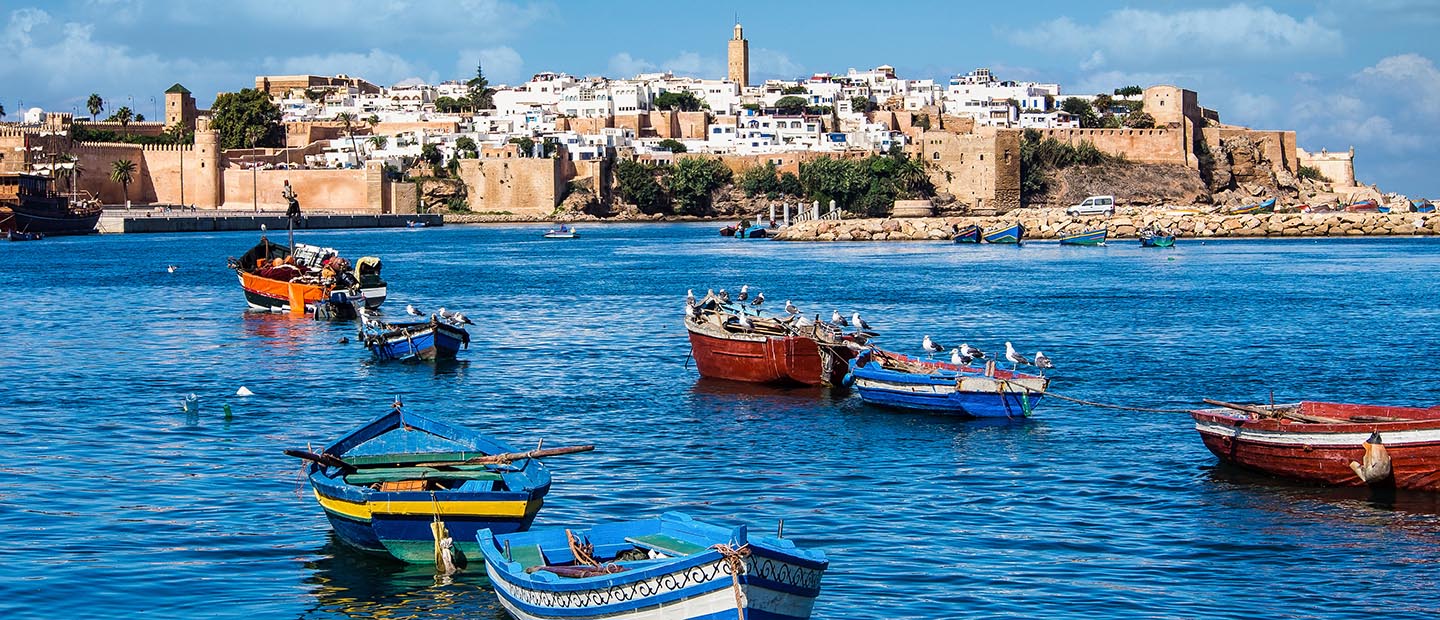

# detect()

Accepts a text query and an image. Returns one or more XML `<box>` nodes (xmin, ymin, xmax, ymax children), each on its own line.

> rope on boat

<box><xmin>711</xmin><ymin>543</ymin><xmax>752</xmax><ymax>620</ymax></box>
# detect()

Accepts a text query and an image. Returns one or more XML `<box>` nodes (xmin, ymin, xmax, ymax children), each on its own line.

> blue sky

<box><xmin>3</xmin><ymin>0</ymin><xmax>1437</xmax><ymax>195</ymax></box>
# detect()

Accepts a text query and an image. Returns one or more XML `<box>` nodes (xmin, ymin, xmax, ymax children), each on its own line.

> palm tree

<box><xmin>0</xmin><ymin>102</ymin><xmax>6</xmax><ymax>122</ymax></box>
<box><xmin>112</xmin><ymin>106</ymin><xmax>134</xmax><ymax>129</ymax></box>
<box><xmin>335</xmin><ymin>112</ymin><xmax>360</xmax><ymax>165</ymax></box>
<box><xmin>87</xmin><ymin>94</ymin><xmax>104</xmax><ymax>120</ymax></box>
<box><xmin>367</xmin><ymin>135</ymin><xmax>388</xmax><ymax>151</ymax></box>
<box><xmin>110</xmin><ymin>159</ymin><xmax>137</xmax><ymax>207</ymax></box>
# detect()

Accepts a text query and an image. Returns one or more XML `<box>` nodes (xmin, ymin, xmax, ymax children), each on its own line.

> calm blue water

<box><xmin>3</xmin><ymin>224</ymin><xmax>1440</xmax><ymax>619</ymax></box>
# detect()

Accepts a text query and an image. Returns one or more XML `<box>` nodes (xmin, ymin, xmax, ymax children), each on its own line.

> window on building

<box><xmin>932</xmin><ymin>151</ymin><xmax>940</xmax><ymax>160</ymax></box>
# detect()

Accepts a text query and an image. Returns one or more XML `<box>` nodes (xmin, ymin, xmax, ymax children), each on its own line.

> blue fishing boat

<box><xmin>1059</xmin><ymin>228</ymin><xmax>1107</xmax><ymax>246</ymax></box>
<box><xmin>845</xmin><ymin>348</ymin><xmax>1048</xmax><ymax>418</ymax></box>
<box><xmin>734</xmin><ymin>226</ymin><xmax>770</xmax><ymax>239</ymax></box>
<box><xmin>287</xmin><ymin>401</ymin><xmax>585</xmax><ymax>565</ymax></box>
<box><xmin>359</xmin><ymin>315</ymin><xmax>470</xmax><ymax>361</ymax></box>
<box><xmin>406</xmin><ymin>220</ymin><xmax>428</xmax><ymax>228</ymax></box>
<box><xmin>952</xmin><ymin>224</ymin><xmax>982</xmax><ymax>243</ymax></box>
<box><xmin>478</xmin><ymin>512</ymin><xmax>828</xmax><ymax>620</ymax></box>
<box><xmin>1411</xmin><ymin>199</ymin><xmax>1434</xmax><ymax>213</ymax></box>
<box><xmin>983</xmin><ymin>223</ymin><xmax>1024</xmax><ymax>244</ymax></box>
<box><xmin>1230</xmin><ymin>198</ymin><xmax>1276</xmax><ymax>215</ymax></box>
<box><xmin>543</xmin><ymin>224</ymin><xmax>578</xmax><ymax>239</ymax></box>
<box><xmin>1140</xmin><ymin>234</ymin><xmax>1176</xmax><ymax>248</ymax></box>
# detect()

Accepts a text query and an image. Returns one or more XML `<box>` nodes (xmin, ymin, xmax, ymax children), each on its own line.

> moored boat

<box><xmin>1230</xmin><ymin>198</ymin><xmax>1276</xmax><ymax>215</ymax></box>
<box><xmin>983</xmin><ymin>223</ymin><xmax>1024</xmax><ymax>244</ymax></box>
<box><xmin>1139</xmin><ymin>226</ymin><xmax>1176</xmax><ymax>248</ymax></box>
<box><xmin>0</xmin><ymin>172</ymin><xmax>102</xmax><ymax>236</ymax></box>
<box><xmin>1191</xmin><ymin>400</ymin><xmax>1440</xmax><ymax>491</ymax></box>
<box><xmin>406</xmin><ymin>220</ymin><xmax>428</xmax><ymax>228</ymax></box>
<box><xmin>847</xmin><ymin>348</ymin><xmax>1048</xmax><ymax>418</ymax></box>
<box><xmin>734</xmin><ymin>226</ymin><xmax>769</xmax><ymax>239</ymax></box>
<box><xmin>952</xmin><ymin>224</ymin><xmax>982</xmax><ymax>243</ymax></box>
<box><xmin>229</xmin><ymin>236</ymin><xmax>387</xmax><ymax>316</ymax></box>
<box><xmin>359</xmin><ymin>314</ymin><xmax>470</xmax><ymax>361</ymax></box>
<box><xmin>478</xmin><ymin>511</ymin><xmax>828</xmax><ymax>620</ymax></box>
<box><xmin>685</xmin><ymin>295</ymin><xmax>856</xmax><ymax>386</ymax></box>
<box><xmin>287</xmin><ymin>401</ymin><xmax>571</xmax><ymax>565</ymax></box>
<box><xmin>543</xmin><ymin>224</ymin><xmax>578</xmax><ymax>239</ymax></box>
<box><xmin>1059</xmin><ymin>228</ymin><xmax>1107</xmax><ymax>246</ymax></box>
<box><xmin>7</xmin><ymin>229</ymin><xmax>45</xmax><ymax>242</ymax></box>
<box><xmin>1412</xmin><ymin>199</ymin><xmax>1435</xmax><ymax>213</ymax></box>
<box><xmin>1346</xmin><ymin>199</ymin><xmax>1380</xmax><ymax>212</ymax></box>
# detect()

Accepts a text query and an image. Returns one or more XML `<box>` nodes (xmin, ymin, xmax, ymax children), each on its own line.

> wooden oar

<box><xmin>283</xmin><ymin>448</ymin><xmax>356</xmax><ymax>472</ymax></box>
<box><xmin>1202</xmin><ymin>399</ymin><xmax>1346</xmax><ymax>424</ymax></box>
<box><xmin>417</xmin><ymin>444</ymin><xmax>595</xmax><ymax>468</ymax></box>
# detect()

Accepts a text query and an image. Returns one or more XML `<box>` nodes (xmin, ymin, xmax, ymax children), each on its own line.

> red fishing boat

<box><xmin>684</xmin><ymin>296</ymin><xmax>856</xmax><ymax>387</ymax></box>
<box><xmin>1192</xmin><ymin>400</ymin><xmax>1440</xmax><ymax>491</ymax></box>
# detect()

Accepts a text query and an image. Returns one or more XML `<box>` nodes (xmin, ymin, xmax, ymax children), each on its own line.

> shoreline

<box><xmin>772</xmin><ymin>209</ymin><xmax>1440</xmax><ymax>241</ymax></box>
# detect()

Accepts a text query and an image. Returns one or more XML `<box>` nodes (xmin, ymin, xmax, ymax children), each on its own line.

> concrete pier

<box><xmin>97</xmin><ymin>209</ymin><xmax>441</xmax><ymax>234</ymax></box>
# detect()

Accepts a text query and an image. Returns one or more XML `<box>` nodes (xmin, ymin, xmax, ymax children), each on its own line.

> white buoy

<box><xmin>236</xmin><ymin>386</ymin><xmax>254</xmax><ymax>397</ymax></box>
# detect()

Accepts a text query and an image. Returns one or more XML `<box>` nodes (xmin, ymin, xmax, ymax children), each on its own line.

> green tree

<box><xmin>777</xmin><ymin>171</ymin><xmax>802</xmax><ymax>196</ymax></box>
<box><xmin>110</xmin><ymin>158</ymin><xmax>137</xmax><ymax>206</ymax></box>
<box><xmin>738</xmin><ymin>162</ymin><xmax>780</xmax><ymax>197</ymax></box>
<box><xmin>1060</xmin><ymin>97</ymin><xmax>1099</xmax><ymax>128</ymax></box>
<box><xmin>108</xmin><ymin>106</ymin><xmax>134</xmax><ymax>129</ymax></box>
<box><xmin>454</xmin><ymin>136</ymin><xmax>477</xmax><ymax>158</ymax></box>
<box><xmin>335</xmin><ymin>112</ymin><xmax>361</xmax><ymax>164</ymax></box>
<box><xmin>467</xmin><ymin>63</ymin><xmax>495</xmax><ymax>110</ymax></box>
<box><xmin>0</xmin><ymin>102</ymin><xmax>6</xmax><ymax>121</ymax></box>
<box><xmin>798</xmin><ymin>156</ymin><xmax>868</xmax><ymax>211</ymax></box>
<box><xmin>1122</xmin><ymin>110</ymin><xmax>1156</xmax><ymax>129</ymax></box>
<box><xmin>1114</xmin><ymin>85</ymin><xmax>1143</xmax><ymax>97</ymax></box>
<box><xmin>434</xmin><ymin>96</ymin><xmax>461</xmax><ymax>113</ymax></box>
<box><xmin>667</xmin><ymin>157</ymin><xmax>732</xmax><ymax>215</ymax></box>
<box><xmin>135</xmin><ymin>113</ymin><xmax>145</xmax><ymax>122</ymax></box>
<box><xmin>1099</xmin><ymin>114</ymin><xmax>1123</xmax><ymax>129</ymax></box>
<box><xmin>420</xmin><ymin>143</ymin><xmax>444</xmax><ymax>175</ymax></box>
<box><xmin>1297</xmin><ymin>165</ymin><xmax>1331</xmax><ymax>182</ymax></box>
<box><xmin>210</xmin><ymin>88</ymin><xmax>283</xmax><ymax>149</ymax></box>
<box><xmin>1093</xmin><ymin>94</ymin><xmax>1115</xmax><ymax>114</ymax></box>
<box><xmin>367</xmin><ymin>135</ymin><xmax>389</xmax><ymax>151</ymax></box>
<box><xmin>849</xmin><ymin>96</ymin><xmax>874</xmax><ymax>113</ymax></box>
<box><xmin>87</xmin><ymin>93</ymin><xmax>104</xmax><ymax>119</ymax></box>
<box><xmin>653</xmin><ymin>91</ymin><xmax>702</xmax><ymax>112</ymax></box>
<box><xmin>613</xmin><ymin>159</ymin><xmax>666</xmax><ymax>213</ymax></box>
<box><xmin>773</xmin><ymin>96</ymin><xmax>808</xmax><ymax>114</ymax></box>
<box><xmin>657</xmin><ymin>138</ymin><xmax>687</xmax><ymax>153</ymax></box>
<box><xmin>782</xmin><ymin>85</ymin><xmax>807</xmax><ymax>95</ymax></box>
<box><xmin>509</xmin><ymin>136</ymin><xmax>535</xmax><ymax>156</ymax></box>
<box><xmin>162</xmin><ymin>122</ymin><xmax>194</xmax><ymax>144</ymax></box>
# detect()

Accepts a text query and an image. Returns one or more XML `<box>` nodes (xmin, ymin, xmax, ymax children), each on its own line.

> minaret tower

<box><xmin>727</xmin><ymin>22</ymin><xmax>749</xmax><ymax>88</ymax></box>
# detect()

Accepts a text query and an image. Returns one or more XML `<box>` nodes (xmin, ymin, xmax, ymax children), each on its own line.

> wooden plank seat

<box><xmin>343</xmin><ymin>466</ymin><xmax>503</xmax><ymax>486</ymax></box>
<box><xmin>506</xmin><ymin>544</ymin><xmax>547</xmax><ymax>571</ymax></box>
<box><xmin>624</xmin><ymin>534</ymin><xmax>708</xmax><ymax>557</ymax></box>
<box><xmin>341</xmin><ymin>451</ymin><xmax>488</xmax><ymax>466</ymax></box>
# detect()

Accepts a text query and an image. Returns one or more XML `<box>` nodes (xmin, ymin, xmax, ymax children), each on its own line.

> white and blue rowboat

<box><xmin>845</xmin><ymin>348</ymin><xmax>1048</xmax><ymax>418</ymax></box>
<box><xmin>479</xmin><ymin>512</ymin><xmax>828</xmax><ymax>620</ymax></box>
<box><xmin>360</xmin><ymin>316</ymin><xmax>470</xmax><ymax>361</ymax></box>
<box><xmin>983</xmin><ymin>223</ymin><xmax>1024</xmax><ymax>244</ymax></box>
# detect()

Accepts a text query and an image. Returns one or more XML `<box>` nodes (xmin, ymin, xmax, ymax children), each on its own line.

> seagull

<box><xmin>737</xmin><ymin>284</ymin><xmax>749</xmax><ymax>302</ymax></box>
<box><xmin>784</xmin><ymin>300</ymin><xmax>799</xmax><ymax>315</ymax></box>
<box><xmin>922</xmin><ymin>335</ymin><xmax>945</xmax><ymax>358</ymax></box>
<box><xmin>451</xmin><ymin>312</ymin><xmax>474</xmax><ymax>325</ymax></box>
<box><xmin>950</xmin><ymin>348</ymin><xmax>966</xmax><ymax>366</ymax></box>
<box><xmin>737</xmin><ymin>313</ymin><xmax>754</xmax><ymax>332</ymax></box>
<box><xmin>1035</xmin><ymin>351</ymin><xmax>1054</xmax><ymax>371</ymax></box>
<box><xmin>406</xmin><ymin>304</ymin><xmax>422</xmax><ymax>316</ymax></box>
<box><xmin>796</xmin><ymin>314</ymin><xmax>814</xmax><ymax>327</ymax></box>
<box><xmin>686</xmin><ymin>289</ymin><xmax>696</xmax><ymax>305</ymax></box>
<box><xmin>167</xmin><ymin>265</ymin><xmax>177</xmax><ymax>273</ymax></box>
<box><xmin>831</xmin><ymin>310</ymin><xmax>848</xmax><ymax>327</ymax></box>
<box><xmin>1005</xmin><ymin>341</ymin><xmax>1032</xmax><ymax>370</ymax></box>
<box><xmin>852</xmin><ymin>312</ymin><xmax>871</xmax><ymax>332</ymax></box>
<box><xmin>686</xmin><ymin>302</ymin><xmax>700</xmax><ymax>319</ymax></box>
<box><xmin>751</xmin><ymin>292</ymin><xmax>765</xmax><ymax>307</ymax></box>
<box><xmin>960</xmin><ymin>343</ymin><xmax>986</xmax><ymax>361</ymax></box>
<box><xmin>718</xmin><ymin>289</ymin><xmax>730</xmax><ymax>303</ymax></box>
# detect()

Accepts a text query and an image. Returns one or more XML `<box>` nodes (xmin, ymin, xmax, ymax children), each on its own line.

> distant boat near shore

<box><xmin>1229</xmin><ymin>198</ymin><xmax>1276</xmax><ymax>215</ymax></box>
<box><xmin>983</xmin><ymin>223</ymin><xmax>1024</xmax><ymax>244</ymax></box>
<box><xmin>952</xmin><ymin>224</ymin><xmax>982</xmax><ymax>243</ymax></box>
<box><xmin>1059</xmin><ymin>228</ymin><xmax>1107</xmax><ymax>246</ymax></box>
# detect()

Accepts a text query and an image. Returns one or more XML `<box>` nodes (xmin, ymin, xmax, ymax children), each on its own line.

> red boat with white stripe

<box><xmin>1191</xmin><ymin>401</ymin><xmax>1440</xmax><ymax>491</ymax></box>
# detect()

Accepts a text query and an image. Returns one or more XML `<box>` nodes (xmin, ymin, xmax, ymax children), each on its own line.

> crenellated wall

<box><xmin>1033</xmin><ymin>128</ymin><xmax>1190</xmax><ymax>166</ymax></box>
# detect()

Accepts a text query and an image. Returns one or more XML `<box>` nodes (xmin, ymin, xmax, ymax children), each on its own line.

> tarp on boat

<box><xmin>354</xmin><ymin>256</ymin><xmax>382</xmax><ymax>279</ymax></box>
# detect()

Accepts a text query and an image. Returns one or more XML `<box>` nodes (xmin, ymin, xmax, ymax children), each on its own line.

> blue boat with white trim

<box><xmin>291</xmin><ymin>402</ymin><xmax>559</xmax><ymax>565</ymax></box>
<box><xmin>1059</xmin><ymin>228</ymin><xmax>1107</xmax><ymax>246</ymax></box>
<box><xmin>846</xmin><ymin>348</ymin><xmax>1048</xmax><ymax>418</ymax></box>
<box><xmin>359</xmin><ymin>315</ymin><xmax>469</xmax><ymax>361</ymax></box>
<box><xmin>983</xmin><ymin>223</ymin><xmax>1024</xmax><ymax>244</ymax></box>
<box><xmin>952</xmin><ymin>224</ymin><xmax>982</xmax><ymax>243</ymax></box>
<box><xmin>479</xmin><ymin>512</ymin><xmax>828</xmax><ymax>620</ymax></box>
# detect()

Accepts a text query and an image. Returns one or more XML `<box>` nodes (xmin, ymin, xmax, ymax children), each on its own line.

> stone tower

<box><xmin>728</xmin><ymin>23</ymin><xmax>749</xmax><ymax>88</ymax></box>
<box><xmin>192</xmin><ymin>115</ymin><xmax>221</xmax><ymax>208</ymax></box>
<box><xmin>165</xmin><ymin>83</ymin><xmax>198</xmax><ymax>129</ymax></box>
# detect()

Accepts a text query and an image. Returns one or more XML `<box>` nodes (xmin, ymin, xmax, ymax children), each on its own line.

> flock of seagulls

<box><xmin>920</xmin><ymin>336</ymin><xmax>1053</xmax><ymax>374</ymax></box>
<box><xmin>394</xmin><ymin>304</ymin><xmax>473</xmax><ymax>326</ymax></box>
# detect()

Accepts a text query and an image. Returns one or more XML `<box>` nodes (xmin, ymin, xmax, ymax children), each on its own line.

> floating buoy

<box><xmin>223</xmin><ymin>404</ymin><xmax>233</xmax><ymax>420</ymax></box>
<box><xmin>236</xmin><ymin>386</ymin><xmax>254</xmax><ymax>397</ymax></box>
<box><xmin>1349</xmin><ymin>431</ymin><xmax>1392</xmax><ymax>484</ymax></box>
<box><xmin>182</xmin><ymin>393</ymin><xmax>199</xmax><ymax>414</ymax></box>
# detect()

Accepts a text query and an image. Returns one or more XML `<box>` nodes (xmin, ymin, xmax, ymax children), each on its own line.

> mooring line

<box><xmin>1041</xmin><ymin>391</ymin><xmax>1195</xmax><ymax>414</ymax></box>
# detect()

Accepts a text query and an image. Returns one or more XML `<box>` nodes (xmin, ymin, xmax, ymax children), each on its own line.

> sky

<box><xmin>2</xmin><ymin>0</ymin><xmax>1438</xmax><ymax>195</ymax></box>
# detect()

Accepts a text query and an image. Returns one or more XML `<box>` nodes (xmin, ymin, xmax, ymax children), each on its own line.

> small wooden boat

<box><xmin>1139</xmin><ymin>227</ymin><xmax>1176</xmax><ymax>248</ymax></box>
<box><xmin>1230</xmin><ymin>198</ymin><xmax>1276</xmax><ymax>215</ymax></box>
<box><xmin>1059</xmin><ymin>228</ymin><xmax>1107</xmax><ymax>246</ymax></box>
<box><xmin>288</xmin><ymin>401</ymin><xmax>575</xmax><ymax>565</ymax></box>
<box><xmin>359</xmin><ymin>315</ymin><xmax>470</xmax><ymax>361</ymax></box>
<box><xmin>983</xmin><ymin>223</ymin><xmax>1023</xmax><ymax>244</ymax></box>
<box><xmin>952</xmin><ymin>224</ymin><xmax>982</xmax><ymax>243</ymax></box>
<box><xmin>734</xmin><ymin>226</ymin><xmax>769</xmax><ymax>239</ymax></box>
<box><xmin>406</xmin><ymin>220</ymin><xmax>428</xmax><ymax>228</ymax></box>
<box><xmin>685</xmin><ymin>294</ymin><xmax>857</xmax><ymax>387</ymax></box>
<box><xmin>230</xmin><ymin>235</ymin><xmax>387</xmax><ymax>316</ymax></box>
<box><xmin>846</xmin><ymin>348</ymin><xmax>1048</xmax><ymax>418</ymax></box>
<box><xmin>7</xmin><ymin>229</ymin><xmax>44</xmax><ymax>241</ymax></box>
<box><xmin>479</xmin><ymin>512</ymin><xmax>828</xmax><ymax>620</ymax></box>
<box><xmin>1346</xmin><ymin>199</ymin><xmax>1380</xmax><ymax>212</ymax></box>
<box><xmin>543</xmin><ymin>224</ymin><xmax>578</xmax><ymax>239</ymax></box>
<box><xmin>1411</xmin><ymin>199</ymin><xmax>1435</xmax><ymax>213</ymax></box>
<box><xmin>718</xmin><ymin>225</ymin><xmax>737</xmax><ymax>237</ymax></box>
<box><xmin>1192</xmin><ymin>400</ymin><xmax>1440</xmax><ymax>491</ymax></box>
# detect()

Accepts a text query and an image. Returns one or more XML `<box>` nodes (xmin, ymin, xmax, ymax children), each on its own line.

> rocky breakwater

<box><xmin>773</xmin><ymin>209</ymin><xmax>1440</xmax><ymax>241</ymax></box>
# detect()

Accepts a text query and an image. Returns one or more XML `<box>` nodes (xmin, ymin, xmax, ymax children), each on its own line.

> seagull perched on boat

<box><xmin>751</xmin><ymin>292</ymin><xmax>765</xmax><ymax>307</ymax></box>
<box><xmin>784</xmin><ymin>300</ymin><xmax>799</xmax><ymax>315</ymax></box>
<box><xmin>737</xmin><ymin>284</ymin><xmax>749</xmax><ymax>302</ymax></box>
<box><xmin>960</xmin><ymin>343</ymin><xmax>985</xmax><ymax>361</ymax></box>
<box><xmin>922</xmin><ymin>335</ymin><xmax>945</xmax><ymax>358</ymax></box>
<box><xmin>737</xmin><ymin>313</ymin><xmax>754</xmax><ymax>332</ymax></box>
<box><xmin>685</xmin><ymin>302</ymin><xmax>700</xmax><ymax>319</ymax></box>
<box><xmin>718</xmin><ymin>289</ymin><xmax>730</xmax><ymax>303</ymax></box>
<box><xmin>451</xmin><ymin>312</ymin><xmax>474</xmax><ymax>325</ymax></box>
<box><xmin>831</xmin><ymin>310</ymin><xmax>848</xmax><ymax>327</ymax></box>
<box><xmin>950</xmin><ymin>348</ymin><xmax>966</xmax><ymax>366</ymax></box>
<box><xmin>406</xmin><ymin>304</ymin><xmax>422</xmax><ymax>316</ymax></box>
<box><xmin>686</xmin><ymin>289</ymin><xmax>696</xmax><ymax>306</ymax></box>
<box><xmin>1035</xmin><ymin>351</ymin><xmax>1054</xmax><ymax>371</ymax></box>
<box><xmin>796</xmin><ymin>314</ymin><xmax>815</xmax><ymax>327</ymax></box>
<box><xmin>852</xmin><ymin>312</ymin><xmax>872</xmax><ymax>332</ymax></box>
<box><xmin>1005</xmin><ymin>341</ymin><xmax>1032</xmax><ymax>370</ymax></box>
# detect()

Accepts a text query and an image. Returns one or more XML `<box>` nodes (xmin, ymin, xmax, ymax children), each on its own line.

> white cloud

<box><xmin>750</xmin><ymin>48</ymin><xmax>804</xmax><ymax>80</ymax></box>
<box><xmin>1357</xmin><ymin>53</ymin><xmax>1440</xmax><ymax>119</ymax></box>
<box><xmin>608</xmin><ymin>52</ymin><xmax>655</xmax><ymax>78</ymax></box>
<box><xmin>1020</xmin><ymin>5</ymin><xmax>1342</xmax><ymax>65</ymax></box>
<box><xmin>607</xmin><ymin>51</ymin><xmax>729</xmax><ymax>79</ymax></box>
<box><xmin>1291</xmin><ymin>93</ymin><xmax>1423</xmax><ymax>153</ymax></box>
<box><xmin>1078</xmin><ymin>50</ymin><xmax>1105</xmax><ymax>71</ymax></box>
<box><xmin>457</xmin><ymin>46</ymin><xmax>525</xmax><ymax>85</ymax></box>
<box><xmin>1067</xmin><ymin>70</ymin><xmax>1194</xmax><ymax>96</ymax></box>
<box><xmin>1228</xmin><ymin>92</ymin><xmax>1277</xmax><ymax>124</ymax></box>
<box><xmin>263</xmin><ymin>49</ymin><xmax>426</xmax><ymax>87</ymax></box>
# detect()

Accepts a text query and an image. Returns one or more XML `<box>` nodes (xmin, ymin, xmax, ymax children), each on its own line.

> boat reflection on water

<box><xmin>300</xmin><ymin>536</ymin><xmax>505</xmax><ymax>619</ymax></box>
<box><xmin>1204</xmin><ymin>462</ymin><xmax>1440</xmax><ymax>517</ymax></box>
<box><xmin>689</xmin><ymin>376</ymin><xmax>836</xmax><ymax>400</ymax></box>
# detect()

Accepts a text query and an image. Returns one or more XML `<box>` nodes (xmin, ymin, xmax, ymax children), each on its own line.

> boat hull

<box><xmin>1192</xmin><ymin>405</ymin><xmax>1440</xmax><ymax>490</ymax></box>
<box><xmin>983</xmin><ymin>224</ymin><xmax>1023</xmax><ymax>244</ymax></box>
<box><xmin>238</xmin><ymin>272</ymin><xmax>384</xmax><ymax>313</ymax></box>
<box><xmin>363</xmin><ymin>322</ymin><xmax>469</xmax><ymax>361</ymax></box>
<box><xmin>952</xmin><ymin>225</ymin><xmax>982</xmax><ymax>243</ymax></box>
<box><xmin>686</xmin><ymin>324</ymin><xmax>847</xmax><ymax>386</ymax></box>
<box><xmin>314</xmin><ymin>488</ymin><xmax>544</xmax><ymax>564</ymax></box>
<box><xmin>8</xmin><ymin>196</ymin><xmax>100</xmax><ymax>236</ymax></box>
<box><xmin>1059</xmin><ymin>229</ymin><xmax>1106</xmax><ymax>246</ymax></box>
<box><xmin>1140</xmin><ymin>236</ymin><xmax>1175</xmax><ymax>248</ymax></box>
<box><xmin>848</xmin><ymin>351</ymin><xmax>1048</xmax><ymax>418</ymax></box>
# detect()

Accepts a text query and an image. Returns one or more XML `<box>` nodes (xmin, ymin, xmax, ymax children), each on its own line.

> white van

<box><xmin>1066</xmin><ymin>195</ymin><xmax>1115</xmax><ymax>216</ymax></box>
